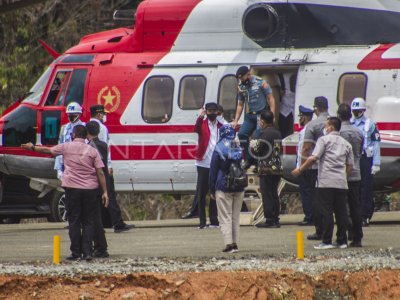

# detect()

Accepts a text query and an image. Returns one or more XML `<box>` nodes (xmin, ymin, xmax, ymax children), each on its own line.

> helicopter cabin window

<box><xmin>218</xmin><ymin>75</ymin><xmax>238</xmax><ymax>122</ymax></box>
<box><xmin>338</xmin><ymin>73</ymin><xmax>367</xmax><ymax>105</ymax></box>
<box><xmin>178</xmin><ymin>76</ymin><xmax>206</xmax><ymax>110</ymax></box>
<box><xmin>142</xmin><ymin>76</ymin><xmax>174</xmax><ymax>123</ymax></box>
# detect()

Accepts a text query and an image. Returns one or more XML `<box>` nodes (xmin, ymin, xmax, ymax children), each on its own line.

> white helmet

<box><xmin>66</xmin><ymin>102</ymin><xmax>82</xmax><ymax>114</ymax></box>
<box><xmin>351</xmin><ymin>97</ymin><xmax>366</xmax><ymax>111</ymax></box>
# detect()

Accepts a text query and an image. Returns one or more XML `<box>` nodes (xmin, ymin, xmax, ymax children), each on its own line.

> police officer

<box><xmin>54</xmin><ymin>102</ymin><xmax>85</xmax><ymax>180</ymax></box>
<box><xmin>338</xmin><ymin>103</ymin><xmax>364</xmax><ymax>247</ymax></box>
<box><xmin>301</xmin><ymin>96</ymin><xmax>330</xmax><ymax>240</ymax></box>
<box><xmin>296</xmin><ymin>105</ymin><xmax>314</xmax><ymax>225</ymax></box>
<box><xmin>350</xmin><ymin>97</ymin><xmax>381</xmax><ymax>226</ymax></box>
<box><xmin>231</xmin><ymin>66</ymin><xmax>276</xmax><ymax>170</ymax></box>
<box><xmin>90</xmin><ymin>105</ymin><xmax>135</xmax><ymax>233</ymax></box>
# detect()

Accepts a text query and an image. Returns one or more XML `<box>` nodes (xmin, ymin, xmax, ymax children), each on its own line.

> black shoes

<box><xmin>256</xmin><ymin>221</ymin><xmax>281</xmax><ymax>228</ymax></box>
<box><xmin>182</xmin><ymin>211</ymin><xmax>198</xmax><ymax>219</ymax></box>
<box><xmin>114</xmin><ymin>223</ymin><xmax>135</xmax><ymax>233</ymax></box>
<box><xmin>81</xmin><ymin>255</ymin><xmax>93</xmax><ymax>261</ymax></box>
<box><xmin>307</xmin><ymin>233</ymin><xmax>322</xmax><ymax>240</ymax></box>
<box><xmin>93</xmin><ymin>250</ymin><xmax>110</xmax><ymax>258</ymax></box>
<box><xmin>66</xmin><ymin>254</ymin><xmax>80</xmax><ymax>261</ymax></box>
<box><xmin>222</xmin><ymin>243</ymin><xmax>238</xmax><ymax>253</ymax></box>
<box><xmin>362</xmin><ymin>218</ymin><xmax>370</xmax><ymax>227</ymax></box>
<box><xmin>298</xmin><ymin>220</ymin><xmax>313</xmax><ymax>226</ymax></box>
<box><xmin>349</xmin><ymin>241</ymin><xmax>362</xmax><ymax>248</ymax></box>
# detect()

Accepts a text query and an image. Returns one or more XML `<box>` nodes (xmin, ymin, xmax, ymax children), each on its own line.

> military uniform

<box><xmin>237</xmin><ymin>75</ymin><xmax>272</xmax><ymax>164</ymax></box>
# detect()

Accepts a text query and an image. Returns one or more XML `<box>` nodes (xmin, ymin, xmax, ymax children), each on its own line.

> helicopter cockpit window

<box><xmin>142</xmin><ymin>76</ymin><xmax>174</xmax><ymax>123</ymax></box>
<box><xmin>218</xmin><ymin>75</ymin><xmax>238</xmax><ymax>122</ymax></box>
<box><xmin>22</xmin><ymin>67</ymin><xmax>52</xmax><ymax>105</ymax></box>
<box><xmin>63</xmin><ymin>69</ymin><xmax>88</xmax><ymax>106</ymax></box>
<box><xmin>338</xmin><ymin>73</ymin><xmax>367</xmax><ymax>105</ymax></box>
<box><xmin>45</xmin><ymin>71</ymin><xmax>71</xmax><ymax>106</ymax></box>
<box><xmin>178</xmin><ymin>76</ymin><xmax>206</xmax><ymax>110</ymax></box>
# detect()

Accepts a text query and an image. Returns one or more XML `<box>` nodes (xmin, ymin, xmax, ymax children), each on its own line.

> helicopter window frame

<box><xmin>142</xmin><ymin>75</ymin><xmax>174</xmax><ymax>124</ymax></box>
<box><xmin>44</xmin><ymin>69</ymin><xmax>73</xmax><ymax>107</ymax></box>
<box><xmin>217</xmin><ymin>74</ymin><xmax>239</xmax><ymax>122</ymax></box>
<box><xmin>337</xmin><ymin>72</ymin><xmax>368</xmax><ymax>106</ymax></box>
<box><xmin>178</xmin><ymin>75</ymin><xmax>207</xmax><ymax>110</ymax></box>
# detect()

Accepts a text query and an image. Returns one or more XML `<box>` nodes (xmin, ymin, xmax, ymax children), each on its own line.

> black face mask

<box><xmin>68</xmin><ymin>115</ymin><xmax>79</xmax><ymax>123</ymax></box>
<box><xmin>207</xmin><ymin>113</ymin><xmax>217</xmax><ymax>121</ymax></box>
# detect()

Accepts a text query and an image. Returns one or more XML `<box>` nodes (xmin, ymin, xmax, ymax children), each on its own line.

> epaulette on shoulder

<box><xmin>254</xmin><ymin>75</ymin><xmax>263</xmax><ymax>81</ymax></box>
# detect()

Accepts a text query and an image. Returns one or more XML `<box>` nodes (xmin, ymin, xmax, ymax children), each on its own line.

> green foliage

<box><xmin>0</xmin><ymin>0</ymin><xmax>139</xmax><ymax>108</ymax></box>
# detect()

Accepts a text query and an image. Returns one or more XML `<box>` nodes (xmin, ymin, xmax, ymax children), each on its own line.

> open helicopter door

<box><xmin>239</xmin><ymin>59</ymin><xmax>308</xmax><ymax>225</ymax></box>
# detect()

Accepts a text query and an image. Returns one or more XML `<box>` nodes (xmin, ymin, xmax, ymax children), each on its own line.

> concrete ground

<box><xmin>0</xmin><ymin>212</ymin><xmax>399</xmax><ymax>262</ymax></box>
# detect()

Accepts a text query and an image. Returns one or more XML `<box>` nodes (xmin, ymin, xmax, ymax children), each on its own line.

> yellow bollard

<box><xmin>296</xmin><ymin>231</ymin><xmax>304</xmax><ymax>260</ymax></box>
<box><xmin>53</xmin><ymin>235</ymin><xmax>61</xmax><ymax>265</ymax></box>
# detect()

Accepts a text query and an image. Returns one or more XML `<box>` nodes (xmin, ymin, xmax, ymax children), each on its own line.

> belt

<box><xmin>248</xmin><ymin>110</ymin><xmax>264</xmax><ymax>115</ymax></box>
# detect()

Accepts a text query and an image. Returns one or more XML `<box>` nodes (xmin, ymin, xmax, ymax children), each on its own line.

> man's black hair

<box><xmin>337</xmin><ymin>103</ymin><xmax>352</xmax><ymax>121</ymax></box>
<box><xmin>217</xmin><ymin>104</ymin><xmax>224</xmax><ymax>113</ymax></box>
<box><xmin>260</xmin><ymin>110</ymin><xmax>274</xmax><ymax>124</ymax></box>
<box><xmin>73</xmin><ymin>124</ymin><xmax>87</xmax><ymax>139</ymax></box>
<box><xmin>86</xmin><ymin>121</ymin><xmax>100</xmax><ymax>136</ymax></box>
<box><xmin>328</xmin><ymin>116</ymin><xmax>342</xmax><ymax>132</ymax></box>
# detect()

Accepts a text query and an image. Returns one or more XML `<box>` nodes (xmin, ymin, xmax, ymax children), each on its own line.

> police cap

<box><xmin>90</xmin><ymin>105</ymin><xmax>108</xmax><ymax>115</ymax></box>
<box><xmin>298</xmin><ymin>105</ymin><xmax>314</xmax><ymax>116</ymax></box>
<box><xmin>236</xmin><ymin>66</ymin><xmax>249</xmax><ymax>78</ymax></box>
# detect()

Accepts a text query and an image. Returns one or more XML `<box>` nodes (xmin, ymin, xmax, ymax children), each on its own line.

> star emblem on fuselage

<box><xmin>97</xmin><ymin>86</ymin><xmax>121</xmax><ymax>113</ymax></box>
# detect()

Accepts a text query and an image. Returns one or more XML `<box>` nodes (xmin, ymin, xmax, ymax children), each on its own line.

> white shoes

<box><xmin>314</xmin><ymin>242</ymin><xmax>348</xmax><ymax>250</ymax></box>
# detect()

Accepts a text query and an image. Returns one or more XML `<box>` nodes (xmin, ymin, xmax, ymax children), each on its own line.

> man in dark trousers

<box><xmin>301</xmin><ymin>96</ymin><xmax>330</xmax><ymax>240</ymax></box>
<box><xmin>250</xmin><ymin>110</ymin><xmax>283</xmax><ymax>228</ymax></box>
<box><xmin>86</xmin><ymin>121</ymin><xmax>110</xmax><ymax>257</ymax></box>
<box><xmin>194</xmin><ymin>102</ymin><xmax>224</xmax><ymax>229</ymax></box>
<box><xmin>90</xmin><ymin>105</ymin><xmax>134</xmax><ymax>233</ymax></box>
<box><xmin>338</xmin><ymin>104</ymin><xmax>364</xmax><ymax>247</ymax></box>
<box><xmin>293</xmin><ymin>117</ymin><xmax>353</xmax><ymax>249</ymax></box>
<box><xmin>296</xmin><ymin>105</ymin><xmax>315</xmax><ymax>225</ymax></box>
<box><xmin>22</xmin><ymin>125</ymin><xmax>108</xmax><ymax>261</ymax></box>
<box><xmin>231</xmin><ymin>66</ymin><xmax>276</xmax><ymax>170</ymax></box>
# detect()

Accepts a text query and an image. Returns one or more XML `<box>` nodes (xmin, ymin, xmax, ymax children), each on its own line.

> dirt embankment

<box><xmin>1</xmin><ymin>269</ymin><xmax>400</xmax><ymax>300</ymax></box>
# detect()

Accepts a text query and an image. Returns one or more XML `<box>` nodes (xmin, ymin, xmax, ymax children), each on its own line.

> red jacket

<box><xmin>194</xmin><ymin>116</ymin><xmax>223</xmax><ymax>161</ymax></box>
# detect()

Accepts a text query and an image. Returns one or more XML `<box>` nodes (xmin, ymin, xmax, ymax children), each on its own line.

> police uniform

<box><xmin>351</xmin><ymin>115</ymin><xmax>381</xmax><ymax>224</ymax></box>
<box><xmin>237</xmin><ymin>75</ymin><xmax>272</xmax><ymax>164</ymax></box>
<box><xmin>296</xmin><ymin>105</ymin><xmax>314</xmax><ymax>224</ymax></box>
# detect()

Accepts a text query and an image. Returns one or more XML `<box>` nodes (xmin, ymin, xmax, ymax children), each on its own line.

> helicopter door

<box><xmin>38</xmin><ymin>67</ymin><xmax>90</xmax><ymax>145</ymax></box>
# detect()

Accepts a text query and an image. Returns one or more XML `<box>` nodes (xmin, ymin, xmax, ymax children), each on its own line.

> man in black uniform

<box><xmin>86</xmin><ymin>121</ymin><xmax>110</xmax><ymax>257</ymax></box>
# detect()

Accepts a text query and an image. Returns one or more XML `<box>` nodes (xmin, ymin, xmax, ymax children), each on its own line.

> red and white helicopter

<box><xmin>1</xmin><ymin>0</ymin><xmax>400</xmax><ymax>220</ymax></box>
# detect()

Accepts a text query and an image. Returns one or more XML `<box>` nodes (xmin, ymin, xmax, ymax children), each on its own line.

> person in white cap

<box><xmin>350</xmin><ymin>97</ymin><xmax>381</xmax><ymax>227</ymax></box>
<box><xmin>54</xmin><ymin>101</ymin><xmax>85</xmax><ymax>180</ymax></box>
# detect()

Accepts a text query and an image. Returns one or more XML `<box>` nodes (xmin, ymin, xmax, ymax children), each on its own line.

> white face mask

<box><xmin>102</xmin><ymin>114</ymin><xmax>107</xmax><ymax>123</ymax></box>
<box><xmin>216</xmin><ymin>115</ymin><xmax>224</xmax><ymax>123</ymax></box>
<box><xmin>323</xmin><ymin>128</ymin><xmax>328</xmax><ymax>136</ymax></box>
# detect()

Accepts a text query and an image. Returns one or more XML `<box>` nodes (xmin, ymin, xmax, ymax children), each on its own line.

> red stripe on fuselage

<box><xmin>358</xmin><ymin>44</ymin><xmax>400</xmax><ymax>70</ymax></box>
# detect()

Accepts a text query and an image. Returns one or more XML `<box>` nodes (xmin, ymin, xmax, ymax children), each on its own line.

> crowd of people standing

<box><xmin>20</xmin><ymin>64</ymin><xmax>382</xmax><ymax>259</ymax></box>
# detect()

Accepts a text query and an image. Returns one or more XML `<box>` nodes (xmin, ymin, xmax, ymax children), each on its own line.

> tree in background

<box><xmin>0</xmin><ymin>0</ymin><xmax>139</xmax><ymax>113</ymax></box>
